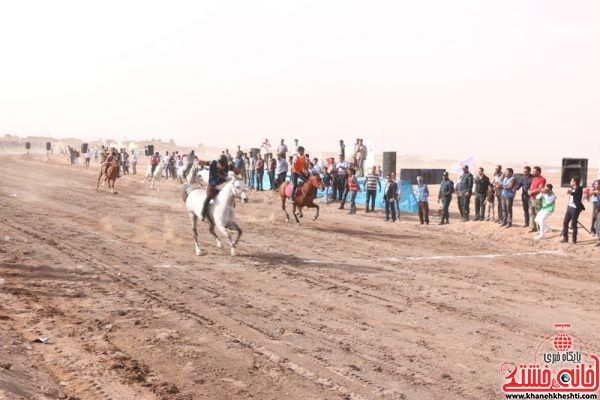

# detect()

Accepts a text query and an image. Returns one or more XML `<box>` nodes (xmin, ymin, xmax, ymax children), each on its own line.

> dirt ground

<box><xmin>1</xmin><ymin>153</ymin><xmax>599</xmax><ymax>400</ymax></box>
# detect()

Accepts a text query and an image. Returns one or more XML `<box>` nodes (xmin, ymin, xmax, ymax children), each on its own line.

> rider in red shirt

<box><xmin>150</xmin><ymin>152</ymin><xmax>160</xmax><ymax>175</ymax></box>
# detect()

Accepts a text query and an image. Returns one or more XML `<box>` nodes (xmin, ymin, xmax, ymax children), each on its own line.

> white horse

<box><xmin>177</xmin><ymin>164</ymin><xmax>207</xmax><ymax>187</ymax></box>
<box><xmin>182</xmin><ymin>173</ymin><xmax>248</xmax><ymax>256</ymax></box>
<box><xmin>143</xmin><ymin>163</ymin><xmax>164</xmax><ymax>191</ymax></box>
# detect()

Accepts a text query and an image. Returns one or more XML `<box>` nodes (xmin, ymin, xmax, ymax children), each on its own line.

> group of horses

<box><xmin>95</xmin><ymin>159</ymin><xmax>324</xmax><ymax>255</ymax></box>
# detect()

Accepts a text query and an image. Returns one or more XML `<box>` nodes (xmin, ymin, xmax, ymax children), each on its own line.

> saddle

<box><xmin>285</xmin><ymin>181</ymin><xmax>305</xmax><ymax>198</ymax></box>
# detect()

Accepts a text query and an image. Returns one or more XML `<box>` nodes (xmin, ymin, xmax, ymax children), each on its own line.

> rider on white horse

<box><xmin>150</xmin><ymin>151</ymin><xmax>160</xmax><ymax>176</ymax></box>
<box><xmin>198</xmin><ymin>154</ymin><xmax>241</xmax><ymax>222</ymax></box>
<box><xmin>182</xmin><ymin>150</ymin><xmax>196</xmax><ymax>179</ymax></box>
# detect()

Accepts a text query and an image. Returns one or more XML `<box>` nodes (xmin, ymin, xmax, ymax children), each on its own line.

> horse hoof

<box><xmin>216</xmin><ymin>240</ymin><xmax>222</xmax><ymax>249</ymax></box>
<box><xmin>230</xmin><ymin>248</ymin><xmax>236</xmax><ymax>256</ymax></box>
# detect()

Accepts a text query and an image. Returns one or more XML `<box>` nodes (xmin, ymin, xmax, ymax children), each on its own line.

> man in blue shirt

<box><xmin>415</xmin><ymin>176</ymin><xmax>430</xmax><ymax>225</ymax></box>
<box><xmin>198</xmin><ymin>155</ymin><xmax>239</xmax><ymax>222</ymax></box>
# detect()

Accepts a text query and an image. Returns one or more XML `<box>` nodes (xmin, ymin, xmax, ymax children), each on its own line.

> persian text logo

<box><xmin>501</xmin><ymin>323</ymin><xmax>599</xmax><ymax>393</ymax></box>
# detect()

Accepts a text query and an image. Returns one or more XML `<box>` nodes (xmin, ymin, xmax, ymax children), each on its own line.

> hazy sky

<box><xmin>1</xmin><ymin>0</ymin><xmax>599</xmax><ymax>166</ymax></box>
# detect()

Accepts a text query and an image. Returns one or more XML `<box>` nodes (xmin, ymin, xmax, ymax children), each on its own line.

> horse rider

<box><xmin>290</xmin><ymin>146</ymin><xmax>310</xmax><ymax>202</ymax></box>
<box><xmin>150</xmin><ymin>151</ymin><xmax>160</xmax><ymax>176</ymax></box>
<box><xmin>104</xmin><ymin>149</ymin><xmax>119</xmax><ymax>177</ymax></box>
<box><xmin>197</xmin><ymin>154</ymin><xmax>241</xmax><ymax>221</ymax></box>
<box><xmin>182</xmin><ymin>149</ymin><xmax>196</xmax><ymax>179</ymax></box>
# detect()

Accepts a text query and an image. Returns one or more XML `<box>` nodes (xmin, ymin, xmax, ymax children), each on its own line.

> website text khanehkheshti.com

<box><xmin>505</xmin><ymin>393</ymin><xmax>598</xmax><ymax>399</ymax></box>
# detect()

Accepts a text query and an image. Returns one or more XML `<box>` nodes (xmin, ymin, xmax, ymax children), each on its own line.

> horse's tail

<box><xmin>181</xmin><ymin>183</ymin><xmax>194</xmax><ymax>203</ymax></box>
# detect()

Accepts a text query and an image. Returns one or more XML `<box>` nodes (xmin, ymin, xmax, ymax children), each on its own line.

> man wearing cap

<box><xmin>197</xmin><ymin>155</ymin><xmax>240</xmax><ymax>221</ymax></box>
<box><xmin>458</xmin><ymin>165</ymin><xmax>474</xmax><ymax>221</ymax></box>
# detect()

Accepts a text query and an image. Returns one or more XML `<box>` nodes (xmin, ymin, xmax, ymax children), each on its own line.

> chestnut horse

<box><xmin>279</xmin><ymin>174</ymin><xmax>325</xmax><ymax>223</ymax></box>
<box><xmin>96</xmin><ymin>159</ymin><xmax>119</xmax><ymax>194</ymax></box>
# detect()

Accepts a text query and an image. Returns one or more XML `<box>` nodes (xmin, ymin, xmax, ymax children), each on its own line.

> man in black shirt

<box><xmin>515</xmin><ymin>166</ymin><xmax>533</xmax><ymax>228</ymax></box>
<box><xmin>560</xmin><ymin>177</ymin><xmax>585</xmax><ymax>244</ymax></box>
<box><xmin>474</xmin><ymin>167</ymin><xmax>490</xmax><ymax>221</ymax></box>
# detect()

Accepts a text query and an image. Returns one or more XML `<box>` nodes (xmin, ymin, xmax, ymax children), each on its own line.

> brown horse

<box><xmin>279</xmin><ymin>174</ymin><xmax>325</xmax><ymax>223</ymax></box>
<box><xmin>96</xmin><ymin>159</ymin><xmax>119</xmax><ymax>194</ymax></box>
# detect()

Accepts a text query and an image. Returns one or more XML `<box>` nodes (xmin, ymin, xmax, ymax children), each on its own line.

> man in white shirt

<box><xmin>277</xmin><ymin>139</ymin><xmax>288</xmax><ymax>157</ymax></box>
<box><xmin>290</xmin><ymin>139</ymin><xmax>299</xmax><ymax>156</ymax></box>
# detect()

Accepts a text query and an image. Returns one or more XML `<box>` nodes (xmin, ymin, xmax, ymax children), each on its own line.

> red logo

<box><xmin>501</xmin><ymin>323</ymin><xmax>599</xmax><ymax>394</ymax></box>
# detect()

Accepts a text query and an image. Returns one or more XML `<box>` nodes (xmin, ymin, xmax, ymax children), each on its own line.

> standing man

<box><xmin>131</xmin><ymin>150</ymin><xmax>138</xmax><ymax>175</ymax></box>
<box><xmin>277</xmin><ymin>139</ymin><xmax>288</xmax><ymax>158</ymax></box>
<box><xmin>339</xmin><ymin>140</ymin><xmax>346</xmax><ymax>161</ymax></box>
<box><xmin>290</xmin><ymin>139</ymin><xmax>299</xmax><ymax>156</ymax></box>
<box><xmin>268</xmin><ymin>154</ymin><xmax>277</xmax><ymax>190</ymax></box>
<box><xmin>493</xmin><ymin>165</ymin><xmax>505</xmax><ymax>222</ymax></box>
<box><xmin>438</xmin><ymin>172</ymin><xmax>454</xmax><ymax>224</ymax></box>
<box><xmin>392</xmin><ymin>172</ymin><xmax>401</xmax><ymax>219</ymax></box>
<box><xmin>335</xmin><ymin>155</ymin><xmax>349</xmax><ymax>203</ymax></box>
<box><xmin>590</xmin><ymin>178</ymin><xmax>599</xmax><ymax>235</ymax></box>
<box><xmin>500</xmin><ymin>168</ymin><xmax>517</xmax><ymax>228</ymax></box>
<box><xmin>415</xmin><ymin>176</ymin><xmax>430</xmax><ymax>225</ymax></box>
<box><xmin>515</xmin><ymin>166</ymin><xmax>533</xmax><ymax>228</ymax></box>
<box><xmin>255</xmin><ymin>154</ymin><xmax>265</xmax><ymax>191</ymax></box>
<box><xmin>274</xmin><ymin>153</ymin><xmax>288</xmax><ymax>189</ymax></box>
<box><xmin>355</xmin><ymin>139</ymin><xmax>367</xmax><ymax>177</ymax></box>
<box><xmin>383</xmin><ymin>174</ymin><xmax>398</xmax><ymax>222</ymax></box>
<box><xmin>473</xmin><ymin>167</ymin><xmax>490</xmax><ymax>221</ymax></box>
<box><xmin>560</xmin><ymin>177</ymin><xmax>585</xmax><ymax>244</ymax></box>
<box><xmin>346</xmin><ymin>168</ymin><xmax>361</xmax><ymax>214</ymax></box>
<box><xmin>364</xmin><ymin>166</ymin><xmax>381</xmax><ymax>213</ymax></box>
<box><xmin>458</xmin><ymin>165</ymin><xmax>474</xmax><ymax>221</ymax></box>
<box><xmin>247</xmin><ymin>151</ymin><xmax>256</xmax><ymax>189</ymax></box>
<box><xmin>528</xmin><ymin>166</ymin><xmax>547</xmax><ymax>233</ymax></box>
<box><xmin>261</xmin><ymin>139</ymin><xmax>271</xmax><ymax>166</ymax></box>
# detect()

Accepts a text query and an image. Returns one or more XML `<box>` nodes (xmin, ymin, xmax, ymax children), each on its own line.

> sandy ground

<box><xmin>1</xmin><ymin>153</ymin><xmax>599</xmax><ymax>400</ymax></box>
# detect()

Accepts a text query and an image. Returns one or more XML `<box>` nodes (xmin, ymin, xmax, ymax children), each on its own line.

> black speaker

<box><xmin>250</xmin><ymin>147</ymin><xmax>260</xmax><ymax>157</ymax></box>
<box><xmin>400</xmin><ymin>168</ymin><xmax>446</xmax><ymax>184</ymax></box>
<box><xmin>145</xmin><ymin>144</ymin><xmax>154</xmax><ymax>156</ymax></box>
<box><xmin>25</xmin><ymin>142</ymin><xmax>31</xmax><ymax>150</ymax></box>
<box><xmin>46</xmin><ymin>142</ymin><xmax>51</xmax><ymax>151</ymax></box>
<box><xmin>81</xmin><ymin>143</ymin><xmax>88</xmax><ymax>154</ymax></box>
<box><xmin>382</xmin><ymin>152</ymin><xmax>396</xmax><ymax>176</ymax></box>
<box><xmin>561</xmin><ymin>158</ymin><xmax>588</xmax><ymax>188</ymax></box>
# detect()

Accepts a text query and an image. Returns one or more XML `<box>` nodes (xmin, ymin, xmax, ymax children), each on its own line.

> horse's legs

<box><xmin>227</xmin><ymin>221</ymin><xmax>243</xmax><ymax>246</ymax></box>
<box><xmin>216</xmin><ymin>223</ymin><xmax>236</xmax><ymax>256</ymax></box>
<box><xmin>309</xmin><ymin>202</ymin><xmax>320</xmax><ymax>220</ymax></box>
<box><xmin>189</xmin><ymin>212</ymin><xmax>201</xmax><ymax>256</ymax></box>
<box><xmin>281</xmin><ymin>195</ymin><xmax>290</xmax><ymax>222</ymax></box>
<box><xmin>292</xmin><ymin>203</ymin><xmax>300</xmax><ymax>224</ymax></box>
<box><xmin>206</xmin><ymin>217</ymin><xmax>222</xmax><ymax>249</ymax></box>
<box><xmin>96</xmin><ymin>171</ymin><xmax>102</xmax><ymax>190</ymax></box>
